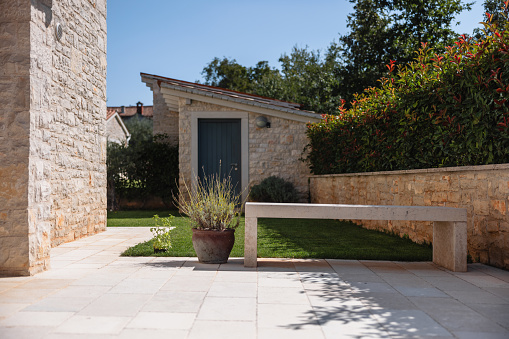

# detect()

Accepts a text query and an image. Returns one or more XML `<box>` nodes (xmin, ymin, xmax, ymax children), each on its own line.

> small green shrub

<box><xmin>249</xmin><ymin>176</ymin><xmax>299</xmax><ymax>203</ymax></box>
<box><xmin>150</xmin><ymin>215</ymin><xmax>173</xmax><ymax>251</ymax></box>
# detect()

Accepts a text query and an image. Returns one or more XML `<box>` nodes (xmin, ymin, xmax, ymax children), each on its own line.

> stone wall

<box><xmin>152</xmin><ymin>82</ymin><xmax>178</xmax><ymax>146</ymax></box>
<box><xmin>248</xmin><ymin>114</ymin><xmax>310</xmax><ymax>201</ymax></box>
<box><xmin>0</xmin><ymin>0</ymin><xmax>32</xmax><ymax>276</ymax></box>
<box><xmin>0</xmin><ymin>0</ymin><xmax>107</xmax><ymax>276</ymax></box>
<box><xmin>309</xmin><ymin>164</ymin><xmax>509</xmax><ymax>270</ymax></box>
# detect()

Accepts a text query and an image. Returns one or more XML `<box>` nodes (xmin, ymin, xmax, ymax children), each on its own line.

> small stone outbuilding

<box><xmin>141</xmin><ymin>73</ymin><xmax>322</xmax><ymax>202</ymax></box>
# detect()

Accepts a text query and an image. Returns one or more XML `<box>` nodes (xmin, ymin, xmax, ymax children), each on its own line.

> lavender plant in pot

<box><xmin>176</xmin><ymin>172</ymin><xmax>242</xmax><ymax>264</ymax></box>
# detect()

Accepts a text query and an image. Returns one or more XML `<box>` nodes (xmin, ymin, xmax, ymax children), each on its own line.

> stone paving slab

<box><xmin>0</xmin><ymin>227</ymin><xmax>508</xmax><ymax>338</ymax></box>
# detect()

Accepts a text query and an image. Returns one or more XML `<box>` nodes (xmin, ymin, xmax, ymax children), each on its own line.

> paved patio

<box><xmin>0</xmin><ymin>227</ymin><xmax>508</xmax><ymax>339</ymax></box>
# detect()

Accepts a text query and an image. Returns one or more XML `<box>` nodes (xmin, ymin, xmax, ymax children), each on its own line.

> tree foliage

<box><xmin>123</xmin><ymin>116</ymin><xmax>153</xmax><ymax>146</ymax></box>
<box><xmin>200</xmin><ymin>0</ymin><xmax>473</xmax><ymax>114</ymax></box>
<box><xmin>335</xmin><ymin>0</ymin><xmax>472</xmax><ymax>104</ymax></box>
<box><xmin>306</xmin><ymin>3</ymin><xmax>509</xmax><ymax>174</ymax></box>
<box><xmin>473</xmin><ymin>0</ymin><xmax>509</xmax><ymax>37</ymax></box>
<box><xmin>275</xmin><ymin>47</ymin><xmax>342</xmax><ymax>115</ymax></box>
<box><xmin>107</xmin><ymin>124</ymin><xmax>179</xmax><ymax>209</ymax></box>
<box><xmin>200</xmin><ymin>50</ymin><xmax>341</xmax><ymax>114</ymax></box>
<box><xmin>201</xmin><ymin>58</ymin><xmax>278</xmax><ymax>94</ymax></box>
<box><xmin>483</xmin><ymin>0</ymin><xmax>508</xmax><ymax>23</ymax></box>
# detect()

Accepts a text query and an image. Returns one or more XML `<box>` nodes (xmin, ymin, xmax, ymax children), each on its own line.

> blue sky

<box><xmin>106</xmin><ymin>0</ymin><xmax>485</xmax><ymax>107</ymax></box>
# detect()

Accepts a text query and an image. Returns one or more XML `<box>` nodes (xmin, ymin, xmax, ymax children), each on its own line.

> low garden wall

<box><xmin>309</xmin><ymin>164</ymin><xmax>509</xmax><ymax>270</ymax></box>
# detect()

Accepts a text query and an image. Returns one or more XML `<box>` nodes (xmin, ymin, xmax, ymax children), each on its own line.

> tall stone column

<box><xmin>0</xmin><ymin>0</ymin><xmax>107</xmax><ymax>276</ymax></box>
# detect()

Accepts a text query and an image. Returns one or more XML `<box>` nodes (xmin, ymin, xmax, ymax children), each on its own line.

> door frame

<box><xmin>191</xmin><ymin>111</ymin><xmax>249</xmax><ymax>203</ymax></box>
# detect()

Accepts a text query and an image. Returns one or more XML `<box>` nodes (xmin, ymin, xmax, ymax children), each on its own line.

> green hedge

<box><xmin>107</xmin><ymin>134</ymin><xmax>178</xmax><ymax>208</ymax></box>
<box><xmin>306</xmin><ymin>10</ymin><xmax>509</xmax><ymax>175</ymax></box>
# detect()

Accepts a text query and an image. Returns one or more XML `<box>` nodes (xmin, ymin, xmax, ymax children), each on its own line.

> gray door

<box><xmin>198</xmin><ymin>119</ymin><xmax>241</xmax><ymax>195</ymax></box>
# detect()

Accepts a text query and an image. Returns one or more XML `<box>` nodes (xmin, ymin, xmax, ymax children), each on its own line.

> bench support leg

<box><xmin>433</xmin><ymin>221</ymin><xmax>467</xmax><ymax>272</ymax></box>
<box><xmin>244</xmin><ymin>217</ymin><xmax>258</xmax><ymax>267</ymax></box>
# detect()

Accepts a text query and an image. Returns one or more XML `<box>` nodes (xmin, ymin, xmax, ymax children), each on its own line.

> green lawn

<box><xmin>108</xmin><ymin>210</ymin><xmax>432</xmax><ymax>261</ymax></box>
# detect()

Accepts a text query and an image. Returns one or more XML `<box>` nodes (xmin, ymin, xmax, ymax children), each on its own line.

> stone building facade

<box><xmin>247</xmin><ymin>114</ymin><xmax>310</xmax><ymax>196</ymax></box>
<box><xmin>141</xmin><ymin>73</ymin><xmax>321</xmax><ymax>203</ymax></box>
<box><xmin>0</xmin><ymin>0</ymin><xmax>107</xmax><ymax>276</ymax></box>
<box><xmin>309</xmin><ymin>164</ymin><xmax>509</xmax><ymax>270</ymax></box>
<box><xmin>151</xmin><ymin>83</ymin><xmax>179</xmax><ymax>145</ymax></box>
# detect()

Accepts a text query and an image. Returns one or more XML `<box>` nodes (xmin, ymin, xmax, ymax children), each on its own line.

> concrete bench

<box><xmin>244</xmin><ymin>202</ymin><xmax>468</xmax><ymax>272</ymax></box>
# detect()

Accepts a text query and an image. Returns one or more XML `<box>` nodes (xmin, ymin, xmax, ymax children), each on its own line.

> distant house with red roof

<box><xmin>107</xmin><ymin>102</ymin><xmax>154</xmax><ymax>144</ymax></box>
<box><xmin>107</xmin><ymin>102</ymin><xmax>153</xmax><ymax>122</ymax></box>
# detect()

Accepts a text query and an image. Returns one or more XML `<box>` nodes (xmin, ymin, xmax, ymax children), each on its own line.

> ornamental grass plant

<box><xmin>175</xmin><ymin>172</ymin><xmax>243</xmax><ymax>231</ymax></box>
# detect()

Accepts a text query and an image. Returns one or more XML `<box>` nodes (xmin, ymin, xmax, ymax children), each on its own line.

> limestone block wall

<box><xmin>44</xmin><ymin>0</ymin><xmax>108</xmax><ymax>248</ymax></box>
<box><xmin>248</xmin><ymin>115</ymin><xmax>310</xmax><ymax>201</ymax></box>
<box><xmin>0</xmin><ymin>0</ymin><xmax>32</xmax><ymax>276</ymax></box>
<box><xmin>309</xmin><ymin>164</ymin><xmax>509</xmax><ymax>270</ymax></box>
<box><xmin>0</xmin><ymin>0</ymin><xmax>107</xmax><ymax>276</ymax></box>
<box><xmin>152</xmin><ymin>83</ymin><xmax>178</xmax><ymax>146</ymax></box>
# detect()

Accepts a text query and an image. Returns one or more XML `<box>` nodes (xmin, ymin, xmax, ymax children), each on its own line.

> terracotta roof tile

<box><xmin>106</xmin><ymin>105</ymin><xmax>153</xmax><ymax>118</ymax></box>
<box><xmin>106</xmin><ymin>108</ymin><xmax>117</xmax><ymax>120</ymax></box>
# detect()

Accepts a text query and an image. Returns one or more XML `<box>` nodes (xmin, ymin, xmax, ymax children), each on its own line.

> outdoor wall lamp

<box><xmin>255</xmin><ymin>116</ymin><xmax>271</xmax><ymax>128</ymax></box>
<box><xmin>55</xmin><ymin>22</ymin><xmax>63</xmax><ymax>41</ymax></box>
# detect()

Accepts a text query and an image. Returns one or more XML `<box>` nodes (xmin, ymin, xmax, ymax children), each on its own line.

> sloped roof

<box><xmin>106</xmin><ymin>107</ymin><xmax>117</xmax><ymax>120</ymax></box>
<box><xmin>141</xmin><ymin>72</ymin><xmax>322</xmax><ymax>121</ymax></box>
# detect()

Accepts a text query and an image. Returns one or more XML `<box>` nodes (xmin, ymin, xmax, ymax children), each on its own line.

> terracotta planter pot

<box><xmin>192</xmin><ymin>228</ymin><xmax>235</xmax><ymax>264</ymax></box>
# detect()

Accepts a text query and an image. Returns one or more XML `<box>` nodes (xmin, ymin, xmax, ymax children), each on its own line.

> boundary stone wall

<box><xmin>309</xmin><ymin>164</ymin><xmax>509</xmax><ymax>270</ymax></box>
